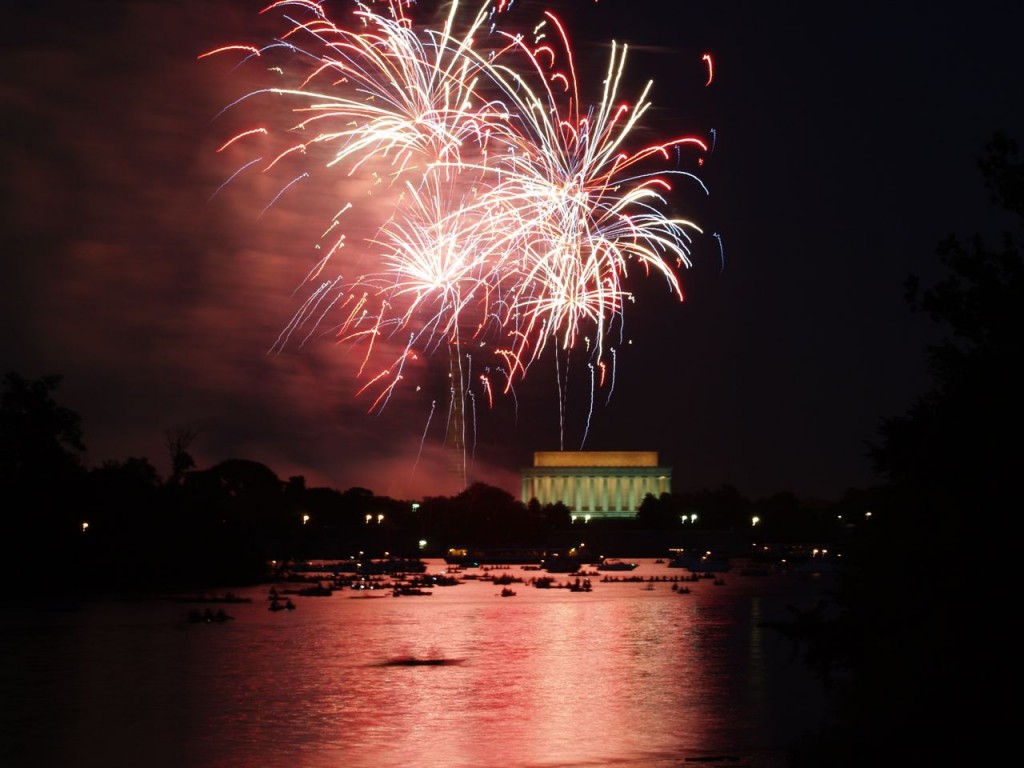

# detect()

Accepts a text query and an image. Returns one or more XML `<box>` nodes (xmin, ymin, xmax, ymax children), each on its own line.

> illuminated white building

<box><xmin>521</xmin><ymin>451</ymin><xmax>671</xmax><ymax>520</ymax></box>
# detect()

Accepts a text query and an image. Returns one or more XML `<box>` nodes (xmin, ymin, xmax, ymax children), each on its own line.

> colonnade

<box><xmin>521</xmin><ymin>461</ymin><xmax>671</xmax><ymax>519</ymax></box>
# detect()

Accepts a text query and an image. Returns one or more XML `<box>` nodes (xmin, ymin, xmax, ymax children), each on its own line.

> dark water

<box><xmin>1</xmin><ymin>560</ymin><xmax>834</xmax><ymax>768</ymax></box>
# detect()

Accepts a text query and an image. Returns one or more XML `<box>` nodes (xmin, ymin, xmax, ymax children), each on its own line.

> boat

<box><xmin>541</xmin><ymin>546</ymin><xmax>599</xmax><ymax>572</ymax></box>
<box><xmin>381</xmin><ymin>656</ymin><xmax>463</xmax><ymax>667</ymax></box>
<box><xmin>567</xmin><ymin>577</ymin><xmax>593</xmax><ymax>592</ymax></box>
<box><xmin>424</xmin><ymin>573</ymin><xmax>461</xmax><ymax>587</ymax></box>
<box><xmin>666</xmin><ymin>549</ymin><xmax>732</xmax><ymax>573</ymax></box>
<box><xmin>541</xmin><ymin>559</ymin><xmax>585</xmax><ymax>573</ymax></box>
<box><xmin>174</xmin><ymin>592</ymin><xmax>252</xmax><ymax>604</ymax></box>
<box><xmin>296</xmin><ymin>583</ymin><xmax>333</xmax><ymax>597</ymax></box>
<box><xmin>359</xmin><ymin>558</ymin><xmax>427</xmax><ymax>575</ymax></box>
<box><xmin>392</xmin><ymin>585</ymin><xmax>432</xmax><ymax>597</ymax></box>
<box><xmin>488</xmin><ymin>573</ymin><xmax>523</xmax><ymax>585</ymax></box>
<box><xmin>269</xmin><ymin>597</ymin><xmax>296</xmax><ymax>611</ymax></box>
<box><xmin>188</xmin><ymin>608</ymin><xmax>234</xmax><ymax>623</ymax></box>
<box><xmin>596</xmin><ymin>559</ymin><xmax>639</xmax><ymax>571</ymax></box>
<box><xmin>444</xmin><ymin>548</ymin><xmax>480</xmax><ymax>567</ymax></box>
<box><xmin>445</xmin><ymin>547</ymin><xmax>544</xmax><ymax>566</ymax></box>
<box><xmin>500</xmin><ymin>587</ymin><xmax>517</xmax><ymax>597</ymax></box>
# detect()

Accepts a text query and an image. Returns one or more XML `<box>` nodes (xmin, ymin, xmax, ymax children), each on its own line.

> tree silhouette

<box><xmin>788</xmin><ymin>133</ymin><xmax>1023</xmax><ymax>768</ymax></box>
<box><xmin>165</xmin><ymin>426</ymin><xmax>199</xmax><ymax>487</ymax></box>
<box><xmin>0</xmin><ymin>372</ymin><xmax>85</xmax><ymax>485</ymax></box>
<box><xmin>1</xmin><ymin>372</ymin><xmax>89</xmax><ymax>593</ymax></box>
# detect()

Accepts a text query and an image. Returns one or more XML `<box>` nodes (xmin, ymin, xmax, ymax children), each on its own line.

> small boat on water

<box><xmin>666</xmin><ymin>549</ymin><xmax>732</xmax><ymax>573</ymax></box>
<box><xmin>541</xmin><ymin>546</ymin><xmax>598</xmax><ymax>573</ymax></box>
<box><xmin>392</xmin><ymin>585</ymin><xmax>432</xmax><ymax>597</ymax></box>
<box><xmin>360</xmin><ymin>557</ymin><xmax>428</xmax><ymax>575</ymax></box>
<box><xmin>269</xmin><ymin>597</ymin><xmax>296</xmax><ymax>611</ymax></box>
<box><xmin>541</xmin><ymin>559</ymin><xmax>586</xmax><ymax>573</ymax></box>
<box><xmin>381</xmin><ymin>656</ymin><xmax>463</xmax><ymax>667</ymax></box>
<box><xmin>175</xmin><ymin>592</ymin><xmax>252</xmax><ymax>604</ymax></box>
<box><xmin>188</xmin><ymin>608</ymin><xmax>234</xmax><ymax>623</ymax></box>
<box><xmin>500</xmin><ymin>587</ymin><xmax>517</xmax><ymax>597</ymax></box>
<box><xmin>597</xmin><ymin>559</ymin><xmax>639</xmax><ymax>571</ymax></box>
<box><xmin>567</xmin><ymin>577</ymin><xmax>593</xmax><ymax>592</ymax></box>
<box><xmin>296</xmin><ymin>583</ymin><xmax>333</xmax><ymax>597</ymax></box>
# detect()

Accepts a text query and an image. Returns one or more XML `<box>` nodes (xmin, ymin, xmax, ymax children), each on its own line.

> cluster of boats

<box><xmin>187</xmin><ymin>608</ymin><xmax>234</xmax><ymax>623</ymax></box>
<box><xmin>444</xmin><ymin>548</ymin><xmax>640</xmax><ymax>574</ymax></box>
<box><xmin>666</xmin><ymin>549</ymin><xmax>733</xmax><ymax>573</ymax></box>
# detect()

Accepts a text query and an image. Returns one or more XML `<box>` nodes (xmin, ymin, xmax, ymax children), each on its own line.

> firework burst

<box><xmin>202</xmin><ymin>0</ymin><xmax>712</xmax><ymax>470</ymax></box>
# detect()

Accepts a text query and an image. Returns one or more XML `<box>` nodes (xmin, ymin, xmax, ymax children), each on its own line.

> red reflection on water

<box><xmin>4</xmin><ymin>560</ymin><xmax>831</xmax><ymax>768</ymax></box>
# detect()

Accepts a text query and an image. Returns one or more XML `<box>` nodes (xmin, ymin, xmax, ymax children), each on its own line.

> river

<box><xmin>1</xmin><ymin>558</ymin><xmax>836</xmax><ymax>768</ymax></box>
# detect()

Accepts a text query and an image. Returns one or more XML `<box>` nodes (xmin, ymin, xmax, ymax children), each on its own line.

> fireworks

<box><xmin>203</xmin><ymin>0</ymin><xmax>711</xmax><ymax>456</ymax></box>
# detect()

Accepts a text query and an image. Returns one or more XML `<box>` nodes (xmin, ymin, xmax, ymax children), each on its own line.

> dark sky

<box><xmin>1</xmin><ymin>0</ymin><xmax>1020</xmax><ymax>502</ymax></box>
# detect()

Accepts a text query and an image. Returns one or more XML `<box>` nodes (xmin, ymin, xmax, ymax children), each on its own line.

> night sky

<box><xmin>1</xmin><ymin>0</ymin><xmax>1020</xmax><ymax>502</ymax></box>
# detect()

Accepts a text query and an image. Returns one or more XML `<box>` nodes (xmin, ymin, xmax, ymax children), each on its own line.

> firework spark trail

<box><xmin>459</xmin><ymin>16</ymin><xmax>708</xmax><ymax>377</ymax></box>
<box><xmin>204</xmin><ymin>0</ymin><xmax>711</xmax><ymax>458</ymax></box>
<box><xmin>208</xmin><ymin>156</ymin><xmax>263</xmax><ymax>202</ymax></box>
<box><xmin>269</xmin><ymin>276</ymin><xmax>346</xmax><ymax>353</ymax></box>
<box><xmin>259</xmin><ymin>172</ymin><xmax>310</xmax><ymax>217</ymax></box>
<box><xmin>468</xmin><ymin>387</ymin><xmax>478</xmax><ymax>461</ymax></box>
<box><xmin>605</xmin><ymin>347</ymin><xmax>616</xmax><ymax>405</ymax></box>
<box><xmin>413</xmin><ymin>397</ymin><xmax>437</xmax><ymax>477</ymax></box>
<box><xmin>581</xmin><ymin>362</ymin><xmax>595</xmax><ymax>449</ymax></box>
<box><xmin>231</xmin><ymin>1</ymin><xmax>527</xmax><ymax>401</ymax></box>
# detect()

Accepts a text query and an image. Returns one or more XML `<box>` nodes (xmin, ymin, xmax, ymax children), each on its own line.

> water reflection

<box><xmin>1</xmin><ymin>560</ymin><xmax>832</xmax><ymax>768</ymax></box>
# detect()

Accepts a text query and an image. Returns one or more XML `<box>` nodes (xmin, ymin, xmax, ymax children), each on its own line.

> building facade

<box><xmin>521</xmin><ymin>451</ymin><xmax>671</xmax><ymax>520</ymax></box>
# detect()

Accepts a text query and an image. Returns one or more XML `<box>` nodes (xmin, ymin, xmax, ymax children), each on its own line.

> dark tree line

<box><xmin>782</xmin><ymin>133</ymin><xmax>1023</xmax><ymax>768</ymax></box>
<box><xmin>1</xmin><ymin>366</ymin><xmax>855</xmax><ymax>597</ymax></box>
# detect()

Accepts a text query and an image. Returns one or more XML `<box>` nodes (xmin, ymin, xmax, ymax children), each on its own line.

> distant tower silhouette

<box><xmin>445</xmin><ymin>340</ymin><xmax>468</xmax><ymax>490</ymax></box>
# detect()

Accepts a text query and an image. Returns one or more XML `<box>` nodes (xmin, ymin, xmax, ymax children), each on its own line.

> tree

<box><xmin>165</xmin><ymin>426</ymin><xmax>199</xmax><ymax>487</ymax></box>
<box><xmin>0</xmin><ymin>372</ymin><xmax>89</xmax><ymax>591</ymax></box>
<box><xmin>872</xmin><ymin>141</ymin><xmax>1023</xmax><ymax>511</ymax></box>
<box><xmin>0</xmin><ymin>372</ymin><xmax>85</xmax><ymax>487</ymax></box>
<box><xmin>788</xmin><ymin>133</ymin><xmax>1023</xmax><ymax>767</ymax></box>
<box><xmin>636</xmin><ymin>492</ymin><xmax>682</xmax><ymax>529</ymax></box>
<box><xmin>167</xmin><ymin>459</ymin><xmax>285</xmax><ymax>587</ymax></box>
<box><xmin>81</xmin><ymin>457</ymin><xmax>164</xmax><ymax>589</ymax></box>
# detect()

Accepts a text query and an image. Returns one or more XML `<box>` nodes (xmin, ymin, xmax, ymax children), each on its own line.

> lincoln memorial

<box><xmin>521</xmin><ymin>450</ymin><xmax>672</xmax><ymax>520</ymax></box>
